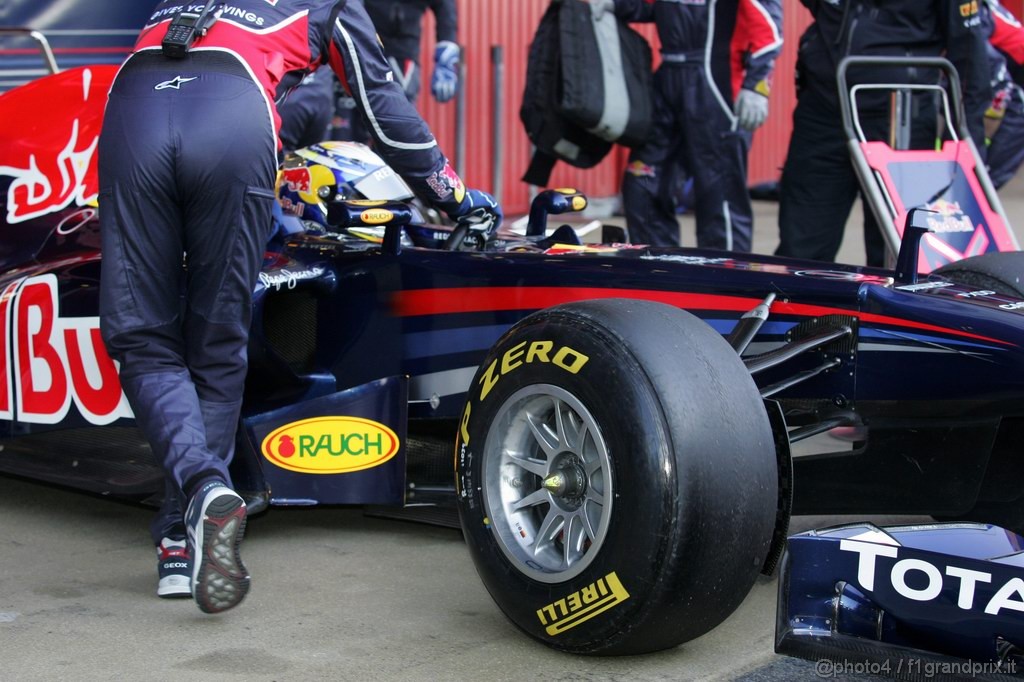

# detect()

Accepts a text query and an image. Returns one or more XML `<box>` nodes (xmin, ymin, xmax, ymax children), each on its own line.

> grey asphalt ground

<box><xmin>3</xmin><ymin>176</ymin><xmax>1024</xmax><ymax>681</ymax></box>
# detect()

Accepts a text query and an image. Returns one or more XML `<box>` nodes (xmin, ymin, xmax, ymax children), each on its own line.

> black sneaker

<box><xmin>185</xmin><ymin>482</ymin><xmax>250</xmax><ymax>614</ymax></box>
<box><xmin>156</xmin><ymin>537</ymin><xmax>191</xmax><ymax>598</ymax></box>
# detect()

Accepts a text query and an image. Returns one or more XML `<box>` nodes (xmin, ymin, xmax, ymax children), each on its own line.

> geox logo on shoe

<box><xmin>536</xmin><ymin>572</ymin><xmax>630</xmax><ymax>636</ymax></box>
<box><xmin>154</xmin><ymin>76</ymin><xmax>197</xmax><ymax>91</ymax></box>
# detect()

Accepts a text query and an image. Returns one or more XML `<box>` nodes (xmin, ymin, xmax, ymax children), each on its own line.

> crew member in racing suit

<box><xmin>591</xmin><ymin>0</ymin><xmax>783</xmax><ymax>251</ymax></box>
<box><xmin>776</xmin><ymin>0</ymin><xmax>990</xmax><ymax>267</ymax></box>
<box><xmin>98</xmin><ymin>0</ymin><xmax>500</xmax><ymax>614</ymax></box>
<box><xmin>983</xmin><ymin>0</ymin><xmax>1024</xmax><ymax>188</ymax></box>
<box><xmin>278</xmin><ymin>66</ymin><xmax>336</xmax><ymax>153</ymax></box>
<box><xmin>363</xmin><ymin>0</ymin><xmax>459</xmax><ymax>104</ymax></box>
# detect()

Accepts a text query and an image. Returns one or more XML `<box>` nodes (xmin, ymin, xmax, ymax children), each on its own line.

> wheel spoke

<box><xmin>570</xmin><ymin>421</ymin><xmax>588</xmax><ymax>455</ymax></box>
<box><xmin>581</xmin><ymin>499</ymin><xmax>602</xmax><ymax>541</ymax></box>
<box><xmin>526</xmin><ymin>411</ymin><xmax>559</xmax><ymax>458</ymax></box>
<box><xmin>511</xmin><ymin>488</ymin><xmax>550</xmax><ymax>512</ymax></box>
<box><xmin>564</xmin><ymin>514</ymin><xmax>588</xmax><ymax>567</ymax></box>
<box><xmin>552</xmin><ymin>398</ymin><xmax>569</xmax><ymax>450</ymax></box>
<box><xmin>507</xmin><ymin>453</ymin><xmax>547</xmax><ymax>478</ymax></box>
<box><xmin>534</xmin><ymin>508</ymin><xmax>565</xmax><ymax>555</ymax></box>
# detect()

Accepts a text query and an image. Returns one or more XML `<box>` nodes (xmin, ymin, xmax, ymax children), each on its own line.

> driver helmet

<box><xmin>275</xmin><ymin>146</ymin><xmax>345</xmax><ymax>227</ymax></box>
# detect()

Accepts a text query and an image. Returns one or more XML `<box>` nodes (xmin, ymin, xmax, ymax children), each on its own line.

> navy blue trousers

<box><xmin>988</xmin><ymin>88</ymin><xmax>1024</xmax><ymax>190</ymax></box>
<box><xmin>778</xmin><ymin>88</ymin><xmax>936</xmax><ymax>267</ymax></box>
<box><xmin>622</xmin><ymin>62</ymin><xmax>753</xmax><ymax>251</ymax></box>
<box><xmin>98</xmin><ymin>51</ymin><xmax>277</xmax><ymax>543</ymax></box>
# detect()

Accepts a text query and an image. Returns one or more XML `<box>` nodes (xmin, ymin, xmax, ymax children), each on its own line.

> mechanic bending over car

<box><xmin>588</xmin><ymin>0</ymin><xmax>783</xmax><ymax>252</ymax></box>
<box><xmin>98</xmin><ymin>0</ymin><xmax>500</xmax><ymax>614</ymax></box>
<box><xmin>775</xmin><ymin>0</ymin><xmax>991</xmax><ymax>267</ymax></box>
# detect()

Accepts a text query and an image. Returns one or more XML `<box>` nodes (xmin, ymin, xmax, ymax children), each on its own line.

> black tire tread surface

<box><xmin>934</xmin><ymin>251</ymin><xmax>1024</xmax><ymax>298</ymax></box>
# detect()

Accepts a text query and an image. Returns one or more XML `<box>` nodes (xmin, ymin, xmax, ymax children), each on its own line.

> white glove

<box><xmin>588</xmin><ymin>0</ymin><xmax>616</xmax><ymax>20</ymax></box>
<box><xmin>734</xmin><ymin>89</ymin><xmax>769</xmax><ymax>131</ymax></box>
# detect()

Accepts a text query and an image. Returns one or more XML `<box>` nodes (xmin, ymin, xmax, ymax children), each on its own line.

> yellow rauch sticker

<box><xmin>361</xmin><ymin>209</ymin><xmax>394</xmax><ymax>225</ymax></box>
<box><xmin>261</xmin><ymin>416</ymin><xmax>400</xmax><ymax>474</ymax></box>
<box><xmin>536</xmin><ymin>572</ymin><xmax>630</xmax><ymax>636</ymax></box>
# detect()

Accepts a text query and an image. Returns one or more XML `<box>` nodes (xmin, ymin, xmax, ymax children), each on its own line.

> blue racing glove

<box><xmin>450</xmin><ymin>189</ymin><xmax>502</xmax><ymax>228</ymax></box>
<box><xmin>431</xmin><ymin>41</ymin><xmax>460</xmax><ymax>103</ymax></box>
<box><xmin>446</xmin><ymin>189</ymin><xmax>502</xmax><ymax>250</ymax></box>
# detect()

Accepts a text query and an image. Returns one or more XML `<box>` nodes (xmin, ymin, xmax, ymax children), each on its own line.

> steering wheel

<box><xmin>445</xmin><ymin>214</ymin><xmax>497</xmax><ymax>251</ymax></box>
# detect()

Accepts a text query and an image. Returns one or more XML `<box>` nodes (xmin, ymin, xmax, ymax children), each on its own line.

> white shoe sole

<box><xmin>190</xmin><ymin>489</ymin><xmax>250</xmax><ymax>614</ymax></box>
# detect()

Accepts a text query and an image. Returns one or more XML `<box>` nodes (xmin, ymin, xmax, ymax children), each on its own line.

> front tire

<box><xmin>934</xmin><ymin>252</ymin><xmax>1024</xmax><ymax>532</ymax></box>
<box><xmin>934</xmin><ymin>251</ymin><xmax>1024</xmax><ymax>297</ymax></box>
<box><xmin>455</xmin><ymin>299</ymin><xmax>777</xmax><ymax>654</ymax></box>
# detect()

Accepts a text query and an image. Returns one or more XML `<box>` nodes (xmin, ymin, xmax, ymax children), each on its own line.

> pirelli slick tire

<box><xmin>934</xmin><ymin>251</ymin><xmax>1024</xmax><ymax>298</ymax></box>
<box><xmin>454</xmin><ymin>299</ymin><xmax>778</xmax><ymax>655</ymax></box>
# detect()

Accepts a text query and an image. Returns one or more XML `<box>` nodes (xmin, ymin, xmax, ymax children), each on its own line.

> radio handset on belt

<box><xmin>162</xmin><ymin>3</ymin><xmax>219</xmax><ymax>59</ymax></box>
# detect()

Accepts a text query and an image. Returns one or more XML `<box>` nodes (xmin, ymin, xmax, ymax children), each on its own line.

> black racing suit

<box><xmin>613</xmin><ymin>0</ymin><xmax>783</xmax><ymax>251</ymax></box>
<box><xmin>363</xmin><ymin>0</ymin><xmax>457</xmax><ymax>100</ymax></box>
<box><xmin>99</xmin><ymin>0</ymin><xmax>474</xmax><ymax>544</ymax></box>
<box><xmin>776</xmin><ymin>0</ymin><xmax>991</xmax><ymax>267</ymax></box>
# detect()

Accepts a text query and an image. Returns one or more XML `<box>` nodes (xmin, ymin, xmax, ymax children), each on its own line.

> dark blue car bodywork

<box><xmin>1</xmin><ymin>195</ymin><xmax>1022</xmax><ymax>526</ymax></box>
<box><xmin>777</xmin><ymin>522</ymin><xmax>1024</xmax><ymax>679</ymax></box>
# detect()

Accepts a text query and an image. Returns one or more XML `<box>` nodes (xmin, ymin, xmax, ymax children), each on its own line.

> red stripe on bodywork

<box><xmin>392</xmin><ymin>286</ymin><xmax>1013</xmax><ymax>346</ymax></box>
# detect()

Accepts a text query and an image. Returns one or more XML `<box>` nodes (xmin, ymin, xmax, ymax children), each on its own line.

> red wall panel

<box><xmin>416</xmin><ymin>0</ymin><xmax>631</xmax><ymax>215</ymax></box>
<box><xmin>404</xmin><ymin>3</ymin><xmax>819</xmax><ymax>214</ymax></box>
<box><xmin>748</xmin><ymin>7</ymin><xmax>812</xmax><ymax>187</ymax></box>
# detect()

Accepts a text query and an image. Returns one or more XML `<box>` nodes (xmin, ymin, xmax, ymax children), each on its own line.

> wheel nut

<box><xmin>542</xmin><ymin>473</ymin><xmax>566</xmax><ymax>495</ymax></box>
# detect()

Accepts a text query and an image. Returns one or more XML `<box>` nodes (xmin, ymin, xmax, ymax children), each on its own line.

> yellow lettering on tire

<box><xmin>526</xmin><ymin>341</ymin><xmax>553</xmax><ymax>364</ymax></box>
<box><xmin>460</xmin><ymin>402</ymin><xmax>472</xmax><ymax>445</ymax></box>
<box><xmin>553</xmin><ymin>347</ymin><xmax>589</xmax><ymax>373</ymax></box>
<box><xmin>479</xmin><ymin>358</ymin><xmax>500</xmax><ymax>401</ymax></box>
<box><xmin>478</xmin><ymin>342</ymin><xmax>590</xmax><ymax>402</ymax></box>
<box><xmin>501</xmin><ymin>341</ymin><xmax>527</xmax><ymax>374</ymax></box>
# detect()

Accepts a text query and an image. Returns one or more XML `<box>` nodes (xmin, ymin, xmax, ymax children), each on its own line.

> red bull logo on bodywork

<box><xmin>0</xmin><ymin>273</ymin><xmax>131</xmax><ymax>425</ymax></box>
<box><xmin>0</xmin><ymin>68</ymin><xmax>109</xmax><ymax>225</ymax></box>
<box><xmin>924</xmin><ymin>199</ymin><xmax>975</xmax><ymax>234</ymax></box>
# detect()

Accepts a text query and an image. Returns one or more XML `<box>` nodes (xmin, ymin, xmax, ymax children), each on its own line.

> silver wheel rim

<box><xmin>482</xmin><ymin>384</ymin><xmax>613</xmax><ymax>583</ymax></box>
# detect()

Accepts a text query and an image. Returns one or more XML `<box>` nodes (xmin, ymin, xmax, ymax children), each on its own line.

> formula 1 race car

<box><xmin>3</xmin><ymin>61</ymin><xmax>1024</xmax><ymax>657</ymax></box>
